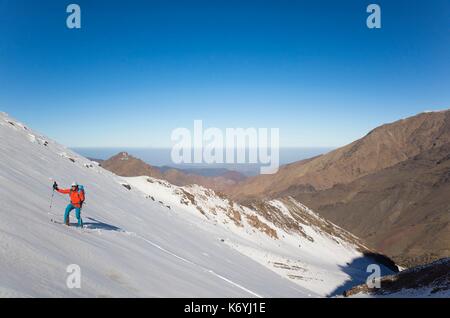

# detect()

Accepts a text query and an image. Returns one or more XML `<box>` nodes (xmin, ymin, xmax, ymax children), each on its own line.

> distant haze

<box><xmin>72</xmin><ymin>147</ymin><xmax>333</xmax><ymax>176</ymax></box>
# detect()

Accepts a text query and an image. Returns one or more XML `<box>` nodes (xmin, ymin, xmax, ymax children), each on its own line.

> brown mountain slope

<box><xmin>162</xmin><ymin>167</ymin><xmax>246</xmax><ymax>192</ymax></box>
<box><xmin>295</xmin><ymin>142</ymin><xmax>450</xmax><ymax>267</ymax></box>
<box><xmin>101</xmin><ymin>152</ymin><xmax>164</xmax><ymax>179</ymax></box>
<box><xmin>228</xmin><ymin>110</ymin><xmax>450</xmax><ymax>267</ymax></box>
<box><xmin>227</xmin><ymin>110</ymin><xmax>450</xmax><ymax>201</ymax></box>
<box><xmin>101</xmin><ymin>152</ymin><xmax>246</xmax><ymax>192</ymax></box>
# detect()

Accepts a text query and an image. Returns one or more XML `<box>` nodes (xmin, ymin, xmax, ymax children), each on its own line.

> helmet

<box><xmin>71</xmin><ymin>182</ymin><xmax>78</xmax><ymax>187</ymax></box>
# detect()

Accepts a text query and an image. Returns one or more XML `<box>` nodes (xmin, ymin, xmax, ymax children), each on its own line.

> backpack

<box><xmin>78</xmin><ymin>185</ymin><xmax>85</xmax><ymax>204</ymax></box>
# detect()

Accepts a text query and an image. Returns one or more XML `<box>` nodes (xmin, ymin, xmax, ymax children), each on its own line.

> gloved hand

<box><xmin>53</xmin><ymin>182</ymin><xmax>58</xmax><ymax>190</ymax></box>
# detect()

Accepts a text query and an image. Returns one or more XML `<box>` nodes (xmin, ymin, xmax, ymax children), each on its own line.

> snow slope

<box><xmin>0</xmin><ymin>112</ymin><xmax>394</xmax><ymax>297</ymax></box>
<box><xmin>125</xmin><ymin>177</ymin><xmax>397</xmax><ymax>296</ymax></box>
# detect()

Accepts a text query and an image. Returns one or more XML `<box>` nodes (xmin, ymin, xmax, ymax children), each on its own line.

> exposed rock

<box><xmin>344</xmin><ymin>258</ymin><xmax>450</xmax><ymax>297</ymax></box>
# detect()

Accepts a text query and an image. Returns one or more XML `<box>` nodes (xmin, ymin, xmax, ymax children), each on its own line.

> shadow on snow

<box><xmin>67</xmin><ymin>217</ymin><xmax>123</xmax><ymax>231</ymax></box>
<box><xmin>327</xmin><ymin>252</ymin><xmax>399</xmax><ymax>297</ymax></box>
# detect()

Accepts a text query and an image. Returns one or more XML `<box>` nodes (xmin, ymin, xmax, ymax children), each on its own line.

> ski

<box><xmin>50</xmin><ymin>218</ymin><xmax>86</xmax><ymax>229</ymax></box>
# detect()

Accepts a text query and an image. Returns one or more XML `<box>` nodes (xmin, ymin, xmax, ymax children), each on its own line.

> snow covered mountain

<box><xmin>0</xmin><ymin>112</ymin><xmax>396</xmax><ymax>297</ymax></box>
<box><xmin>124</xmin><ymin>177</ymin><xmax>399</xmax><ymax>296</ymax></box>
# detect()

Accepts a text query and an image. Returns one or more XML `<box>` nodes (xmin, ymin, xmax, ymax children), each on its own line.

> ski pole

<box><xmin>49</xmin><ymin>181</ymin><xmax>57</xmax><ymax>215</ymax></box>
<box><xmin>49</xmin><ymin>188</ymin><xmax>55</xmax><ymax>213</ymax></box>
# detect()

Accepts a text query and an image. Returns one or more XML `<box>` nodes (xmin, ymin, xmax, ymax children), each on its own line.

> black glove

<box><xmin>53</xmin><ymin>182</ymin><xmax>58</xmax><ymax>190</ymax></box>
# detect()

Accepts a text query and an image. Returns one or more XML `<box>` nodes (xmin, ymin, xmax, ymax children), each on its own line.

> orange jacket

<box><xmin>57</xmin><ymin>188</ymin><xmax>85</xmax><ymax>208</ymax></box>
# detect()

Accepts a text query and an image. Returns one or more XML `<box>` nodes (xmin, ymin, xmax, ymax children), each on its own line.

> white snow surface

<box><xmin>0</xmin><ymin>112</ymin><xmax>394</xmax><ymax>297</ymax></box>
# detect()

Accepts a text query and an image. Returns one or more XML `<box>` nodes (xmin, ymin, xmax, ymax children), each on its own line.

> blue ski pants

<box><xmin>64</xmin><ymin>204</ymin><xmax>83</xmax><ymax>226</ymax></box>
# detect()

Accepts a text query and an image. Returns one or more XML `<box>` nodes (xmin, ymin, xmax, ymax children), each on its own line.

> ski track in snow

<box><xmin>44</xmin><ymin>215</ymin><xmax>268</xmax><ymax>297</ymax></box>
<box><xmin>129</xmin><ymin>231</ymin><xmax>262</xmax><ymax>298</ymax></box>
<box><xmin>48</xmin><ymin>219</ymin><xmax>263</xmax><ymax>298</ymax></box>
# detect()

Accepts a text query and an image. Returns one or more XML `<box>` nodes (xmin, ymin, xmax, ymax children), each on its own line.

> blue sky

<box><xmin>0</xmin><ymin>0</ymin><xmax>449</xmax><ymax>147</ymax></box>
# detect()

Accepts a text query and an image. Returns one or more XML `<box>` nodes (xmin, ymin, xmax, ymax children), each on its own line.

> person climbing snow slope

<box><xmin>53</xmin><ymin>181</ymin><xmax>85</xmax><ymax>227</ymax></box>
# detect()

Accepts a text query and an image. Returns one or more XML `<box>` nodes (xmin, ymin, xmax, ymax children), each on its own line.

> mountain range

<box><xmin>3</xmin><ymin>109</ymin><xmax>447</xmax><ymax>296</ymax></box>
<box><xmin>98</xmin><ymin>110</ymin><xmax>450</xmax><ymax>268</ymax></box>
<box><xmin>226</xmin><ymin>110</ymin><xmax>450</xmax><ymax>267</ymax></box>
<box><xmin>0</xmin><ymin>111</ymin><xmax>399</xmax><ymax>297</ymax></box>
<box><xmin>100</xmin><ymin>152</ymin><xmax>246</xmax><ymax>193</ymax></box>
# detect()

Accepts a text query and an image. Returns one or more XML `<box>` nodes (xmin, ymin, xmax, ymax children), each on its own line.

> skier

<box><xmin>53</xmin><ymin>181</ymin><xmax>85</xmax><ymax>227</ymax></box>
